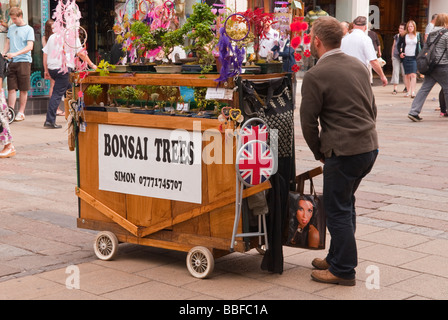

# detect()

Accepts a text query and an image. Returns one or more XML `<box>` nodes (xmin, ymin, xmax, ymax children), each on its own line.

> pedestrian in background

<box><xmin>340</xmin><ymin>21</ymin><xmax>350</xmax><ymax>37</ymax></box>
<box><xmin>425</xmin><ymin>14</ymin><xmax>438</xmax><ymax>42</ymax></box>
<box><xmin>398</xmin><ymin>20</ymin><xmax>424</xmax><ymax>98</ymax></box>
<box><xmin>0</xmin><ymin>55</ymin><xmax>15</xmax><ymax>158</ymax></box>
<box><xmin>300</xmin><ymin>16</ymin><xmax>378</xmax><ymax>286</ymax></box>
<box><xmin>42</xmin><ymin>19</ymin><xmax>64</xmax><ymax>117</ymax></box>
<box><xmin>341</xmin><ymin>16</ymin><xmax>388</xmax><ymax>86</ymax></box>
<box><xmin>408</xmin><ymin>13</ymin><xmax>448</xmax><ymax>122</ymax></box>
<box><xmin>42</xmin><ymin>25</ymin><xmax>96</xmax><ymax>128</ymax></box>
<box><xmin>391</xmin><ymin>23</ymin><xmax>407</xmax><ymax>94</ymax></box>
<box><xmin>1</xmin><ymin>7</ymin><xmax>34</xmax><ymax>122</ymax></box>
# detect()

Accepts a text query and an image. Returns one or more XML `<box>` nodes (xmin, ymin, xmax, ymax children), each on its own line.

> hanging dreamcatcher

<box><xmin>52</xmin><ymin>0</ymin><xmax>88</xmax><ymax>73</ymax></box>
<box><xmin>215</xmin><ymin>13</ymin><xmax>250</xmax><ymax>84</ymax></box>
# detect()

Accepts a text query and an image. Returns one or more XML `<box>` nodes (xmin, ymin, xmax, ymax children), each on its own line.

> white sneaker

<box><xmin>14</xmin><ymin>112</ymin><xmax>25</xmax><ymax>121</ymax></box>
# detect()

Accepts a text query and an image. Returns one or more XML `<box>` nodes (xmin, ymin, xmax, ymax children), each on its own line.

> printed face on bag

<box><xmin>296</xmin><ymin>199</ymin><xmax>314</xmax><ymax>229</ymax></box>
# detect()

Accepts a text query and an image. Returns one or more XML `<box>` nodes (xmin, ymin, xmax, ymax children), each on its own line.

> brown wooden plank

<box><xmin>126</xmin><ymin>195</ymin><xmax>172</xmax><ymax>227</ymax></box>
<box><xmin>75</xmin><ymin>73</ymin><xmax>235</xmax><ymax>88</ymax></box>
<box><xmin>84</xmin><ymin>111</ymin><xmax>221</xmax><ymax>131</ymax></box>
<box><xmin>77</xmin><ymin>218</ymin><xmax>246</xmax><ymax>253</ymax></box>
<box><xmin>78</xmin><ymin>124</ymin><xmax>127</xmax><ymax>222</ymax></box>
<box><xmin>209</xmin><ymin>203</ymin><xmax>238</xmax><ymax>240</ymax></box>
<box><xmin>76</xmin><ymin>187</ymin><xmax>140</xmax><ymax>236</ymax></box>
<box><xmin>138</xmin><ymin>181</ymin><xmax>271</xmax><ymax>238</ymax></box>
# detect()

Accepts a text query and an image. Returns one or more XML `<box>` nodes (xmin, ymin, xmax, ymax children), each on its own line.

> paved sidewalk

<box><xmin>1</xmin><ymin>81</ymin><xmax>448</xmax><ymax>302</ymax></box>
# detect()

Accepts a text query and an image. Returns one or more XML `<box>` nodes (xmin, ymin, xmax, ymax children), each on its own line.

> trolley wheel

<box><xmin>186</xmin><ymin>246</ymin><xmax>214</xmax><ymax>279</ymax></box>
<box><xmin>93</xmin><ymin>231</ymin><xmax>118</xmax><ymax>261</ymax></box>
<box><xmin>7</xmin><ymin>107</ymin><xmax>15</xmax><ymax>124</ymax></box>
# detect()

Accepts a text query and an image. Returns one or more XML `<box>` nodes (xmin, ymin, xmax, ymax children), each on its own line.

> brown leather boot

<box><xmin>311</xmin><ymin>270</ymin><xmax>356</xmax><ymax>286</ymax></box>
<box><xmin>311</xmin><ymin>258</ymin><xmax>330</xmax><ymax>270</ymax></box>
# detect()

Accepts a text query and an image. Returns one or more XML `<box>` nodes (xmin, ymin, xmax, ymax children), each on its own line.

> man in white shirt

<box><xmin>258</xmin><ymin>20</ymin><xmax>280</xmax><ymax>59</ymax></box>
<box><xmin>43</xmin><ymin>27</ymin><xmax>96</xmax><ymax>128</ymax></box>
<box><xmin>341</xmin><ymin>16</ymin><xmax>387</xmax><ymax>86</ymax></box>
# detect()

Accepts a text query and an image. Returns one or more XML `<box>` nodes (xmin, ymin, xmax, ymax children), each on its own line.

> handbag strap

<box><xmin>295</xmin><ymin>166</ymin><xmax>322</xmax><ymax>195</ymax></box>
<box><xmin>431</xmin><ymin>30</ymin><xmax>448</xmax><ymax>66</ymax></box>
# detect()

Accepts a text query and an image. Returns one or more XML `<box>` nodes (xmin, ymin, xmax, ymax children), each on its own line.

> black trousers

<box><xmin>46</xmin><ymin>68</ymin><xmax>71</xmax><ymax>124</ymax></box>
<box><xmin>323</xmin><ymin>150</ymin><xmax>378</xmax><ymax>280</ymax></box>
<box><xmin>440</xmin><ymin>89</ymin><xmax>446</xmax><ymax>114</ymax></box>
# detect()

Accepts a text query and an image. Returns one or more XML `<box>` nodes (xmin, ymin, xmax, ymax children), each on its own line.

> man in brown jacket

<box><xmin>300</xmin><ymin>16</ymin><xmax>379</xmax><ymax>286</ymax></box>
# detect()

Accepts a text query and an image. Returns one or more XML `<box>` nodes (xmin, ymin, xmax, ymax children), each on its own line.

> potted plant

<box><xmin>153</xmin><ymin>29</ymin><xmax>184</xmax><ymax>73</ymax></box>
<box><xmin>117</xmin><ymin>86</ymin><xmax>144</xmax><ymax>112</ymax></box>
<box><xmin>159</xmin><ymin>86</ymin><xmax>178</xmax><ymax>113</ymax></box>
<box><xmin>97</xmin><ymin>59</ymin><xmax>116</xmax><ymax>76</ymax></box>
<box><xmin>117</xmin><ymin>19</ymin><xmax>157</xmax><ymax>72</ymax></box>
<box><xmin>85</xmin><ymin>84</ymin><xmax>105</xmax><ymax>111</ymax></box>
<box><xmin>136</xmin><ymin>85</ymin><xmax>159</xmax><ymax>109</ymax></box>
<box><xmin>106</xmin><ymin>85</ymin><xmax>122</xmax><ymax>112</ymax></box>
<box><xmin>180</xmin><ymin>3</ymin><xmax>217</xmax><ymax>73</ymax></box>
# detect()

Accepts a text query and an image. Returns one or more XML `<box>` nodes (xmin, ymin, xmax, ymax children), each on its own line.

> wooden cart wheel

<box><xmin>93</xmin><ymin>231</ymin><xmax>118</xmax><ymax>261</ymax></box>
<box><xmin>186</xmin><ymin>246</ymin><xmax>214</xmax><ymax>279</ymax></box>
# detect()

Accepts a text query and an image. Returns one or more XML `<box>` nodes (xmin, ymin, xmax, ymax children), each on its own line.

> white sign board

<box><xmin>98</xmin><ymin>124</ymin><xmax>202</xmax><ymax>204</ymax></box>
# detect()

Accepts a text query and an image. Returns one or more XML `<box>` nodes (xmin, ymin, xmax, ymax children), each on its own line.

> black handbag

<box><xmin>240</xmin><ymin>76</ymin><xmax>294</xmax><ymax>158</ymax></box>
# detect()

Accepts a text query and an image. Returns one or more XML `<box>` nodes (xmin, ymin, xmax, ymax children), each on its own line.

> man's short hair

<box><xmin>9</xmin><ymin>7</ymin><xmax>23</xmax><ymax>17</ymax></box>
<box><xmin>312</xmin><ymin>16</ymin><xmax>343</xmax><ymax>49</ymax></box>
<box><xmin>353</xmin><ymin>16</ymin><xmax>367</xmax><ymax>26</ymax></box>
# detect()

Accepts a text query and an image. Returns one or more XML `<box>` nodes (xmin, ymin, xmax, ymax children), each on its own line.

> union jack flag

<box><xmin>240</xmin><ymin>124</ymin><xmax>268</xmax><ymax>145</ymax></box>
<box><xmin>237</xmin><ymin>141</ymin><xmax>274</xmax><ymax>186</ymax></box>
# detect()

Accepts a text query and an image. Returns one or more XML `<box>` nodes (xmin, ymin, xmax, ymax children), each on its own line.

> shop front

<box><xmin>0</xmin><ymin>0</ymin><xmax>443</xmax><ymax>114</ymax></box>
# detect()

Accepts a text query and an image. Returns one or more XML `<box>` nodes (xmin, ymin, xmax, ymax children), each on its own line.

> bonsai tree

<box><xmin>139</xmin><ymin>28</ymin><xmax>168</xmax><ymax>62</ymax></box>
<box><xmin>136</xmin><ymin>85</ymin><xmax>159</xmax><ymax>108</ymax></box>
<box><xmin>85</xmin><ymin>84</ymin><xmax>103</xmax><ymax>105</ymax></box>
<box><xmin>193</xmin><ymin>87</ymin><xmax>207</xmax><ymax>111</ymax></box>
<box><xmin>107</xmin><ymin>86</ymin><xmax>122</xmax><ymax>106</ymax></box>
<box><xmin>160</xmin><ymin>28</ymin><xmax>184</xmax><ymax>64</ymax></box>
<box><xmin>179</xmin><ymin>3</ymin><xmax>217</xmax><ymax>70</ymax></box>
<box><xmin>119</xmin><ymin>86</ymin><xmax>144</xmax><ymax>107</ymax></box>
<box><xmin>159</xmin><ymin>86</ymin><xmax>179</xmax><ymax>109</ymax></box>
<box><xmin>128</xmin><ymin>20</ymin><xmax>151</xmax><ymax>63</ymax></box>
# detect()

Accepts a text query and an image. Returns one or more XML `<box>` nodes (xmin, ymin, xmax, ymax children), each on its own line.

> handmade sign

<box><xmin>98</xmin><ymin>124</ymin><xmax>202</xmax><ymax>204</ymax></box>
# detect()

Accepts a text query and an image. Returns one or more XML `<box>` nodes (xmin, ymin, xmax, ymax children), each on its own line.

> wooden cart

<box><xmin>73</xmin><ymin>72</ymin><xmax>277</xmax><ymax>278</ymax></box>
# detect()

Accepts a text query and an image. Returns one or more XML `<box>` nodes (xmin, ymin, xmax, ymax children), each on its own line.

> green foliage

<box><xmin>180</xmin><ymin>3</ymin><xmax>217</xmax><ymax>68</ymax></box>
<box><xmin>130</xmin><ymin>20</ymin><xmax>150</xmax><ymax>37</ymax></box>
<box><xmin>140</xmin><ymin>28</ymin><xmax>168</xmax><ymax>52</ymax></box>
<box><xmin>136</xmin><ymin>85</ymin><xmax>159</xmax><ymax>104</ymax></box>
<box><xmin>85</xmin><ymin>84</ymin><xmax>103</xmax><ymax>104</ymax></box>
<box><xmin>97</xmin><ymin>59</ymin><xmax>115</xmax><ymax>76</ymax></box>
<box><xmin>161</xmin><ymin>29</ymin><xmax>185</xmax><ymax>63</ymax></box>
<box><xmin>119</xmin><ymin>86</ymin><xmax>144</xmax><ymax>107</ymax></box>
<box><xmin>107</xmin><ymin>86</ymin><xmax>121</xmax><ymax>105</ymax></box>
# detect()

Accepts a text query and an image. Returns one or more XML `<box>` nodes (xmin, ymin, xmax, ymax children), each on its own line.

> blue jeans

<box><xmin>323</xmin><ymin>150</ymin><xmax>378</xmax><ymax>279</ymax></box>
<box><xmin>46</xmin><ymin>69</ymin><xmax>71</xmax><ymax>124</ymax></box>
